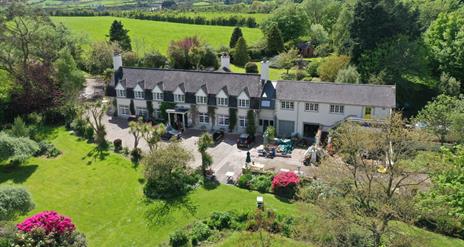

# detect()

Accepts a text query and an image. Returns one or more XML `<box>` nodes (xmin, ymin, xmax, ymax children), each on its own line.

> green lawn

<box><xmin>0</xmin><ymin>128</ymin><xmax>298</xmax><ymax>246</ymax></box>
<box><xmin>230</xmin><ymin>63</ymin><xmax>289</xmax><ymax>81</ymax></box>
<box><xmin>51</xmin><ymin>16</ymin><xmax>263</xmax><ymax>55</ymax></box>
<box><xmin>0</xmin><ymin>128</ymin><xmax>463</xmax><ymax>246</ymax></box>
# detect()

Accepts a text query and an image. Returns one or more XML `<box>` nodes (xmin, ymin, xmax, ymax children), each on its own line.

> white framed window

<box><xmin>153</xmin><ymin>92</ymin><xmax>163</xmax><ymax>101</ymax></box>
<box><xmin>199</xmin><ymin>113</ymin><xmax>209</xmax><ymax>123</ymax></box>
<box><xmin>196</xmin><ymin>96</ymin><xmax>207</xmax><ymax>105</ymax></box>
<box><xmin>119</xmin><ymin>105</ymin><xmax>130</xmax><ymax>116</ymax></box>
<box><xmin>239</xmin><ymin>116</ymin><xmax>247</xmax><ymax>127</ymax></box>
<box><xmin>116</xmin><ymin>89</ymin><xmax>126</xmax><ymax>97</ymax></box>
<box><xmin>217</xmin><ymin>97</ymin><xmax>228</xmax><ymax>106</ymax></box>
<box><xmin>281</xmin><ymin>101</ymin><xmax>294</xmax><ymax>110</ymax></box>
<box><xmin>330</xmin><ymin>104</ymin><xmax>344</xmax><ymax>114</ymax></box>
<box><xmin>174</xmin><ymin>94</ymin><xmax>185</xmax><ymax>103</ymax></box>
<box><xmin>238</xmin><ymin>99</ymin><xmax>250</xmax><ymax>108</ymax></box>
<box><xmin>136</xmin><ymin>107</ymin><xmax>148</xmax><ymax>118</ymax></box>
<box><xmin>134</xmin><ymin>91</ymin><xmax>144</xmax><ymax>99</ymax></box>
<box><xmin>305</xmin><ymin>103</ymin><xmax>319</xmax><ymax>112</ymax></box>
<box><xmin>217</xmin><ymin>114</ymin><xmax>229</xmax><ymax>126</ymax></box>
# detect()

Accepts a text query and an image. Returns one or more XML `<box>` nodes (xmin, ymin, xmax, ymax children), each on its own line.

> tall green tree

<box><xmin>273</xmin><ymin>49</ymin><xmax>299</xmax><ymax>74</ymax></box>
<box><xmin>265</xmin><ymin>24</ymin><xmax>285</xmax><ymax>56</ymax></box>
<box><xmin>233</xmin><ymin>37</ymin><xmax>250</xmax><ymax>67</ymax></box>
<box><xmin>197</xmin><ymin>133</ymin><xmax>213</xmax><ymax>178</ymax></box>
<box><xmin>246</xmin><ymin>110</ymin><xmax>256</xmax><ymax>136</ymax></box>
<box><xmin>54</xmin><ymin>49</ymin><xmax>85</xmax><ymax>104</ymax></box>
<box><xmin>0</xmin><ymin>2</ymin><xmax>81</xmax><ymax>119</ymax></box>
<box><xmin>415</xmin><ymin>94</ymin><xmax>463</xmax><ymax>145</ymax></box>
<box><xmin>229</xmin><ymin>27</ymin><xmax>243</xmax><ymax>48</ymax></box>
<box><xmin>425</xmin><ymin>10</ymin><xmax>464</xmax><ymax>83</ymax></box>
<box><xmin>260</xmin><ymin>4</ymin><xmax>308</xmax><ymax>42</ymax></box>
<box><xmin>108</xmin><ymin>20</ymin><xmax>132</xmax><ymax>51</ymax></box>
<box><xmin>350</xmin><ymin>0</ymin><xmax>419</xmax><ymax>63</ymax></box>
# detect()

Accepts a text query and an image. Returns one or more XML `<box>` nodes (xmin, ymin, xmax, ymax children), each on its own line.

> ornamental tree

<box><xmin>272</xmin><ymin>172</ymin><xmax>300</xmax><ymax>198</ymax></box>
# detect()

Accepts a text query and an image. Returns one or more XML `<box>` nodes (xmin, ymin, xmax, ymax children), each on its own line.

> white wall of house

<box><xmin>275</xmin><ymin>99</ymin><xmax>392</xmax><ymax>136</ymax></box>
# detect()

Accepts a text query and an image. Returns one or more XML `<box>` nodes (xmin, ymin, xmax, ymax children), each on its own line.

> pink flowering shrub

<box><xmin>17</xmin><ymin>211</ymin><xmax>75</xmax><ymax>234</ymax></box>
<box><xmin>272</xmin><ymin>172</ymin><xmax>300</xmax><ymax>198</ymax></box>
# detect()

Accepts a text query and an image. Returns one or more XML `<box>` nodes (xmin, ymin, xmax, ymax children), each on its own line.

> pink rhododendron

<box><xmin>272</xmin><ymin>171</ymin><xmax>300</xmax><ymax>189</ymax></box>
<box><xmin>17</xmin><ymin>211</ymin><xmax>75</xmax><ymax>234</ymax></box>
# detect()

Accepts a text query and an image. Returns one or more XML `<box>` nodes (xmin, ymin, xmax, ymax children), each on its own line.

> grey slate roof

<box><xmin>115</xmin><ymin>67</ymin><xmax>262</xmax><ymax>97</ymax></box>
<box><xmin>276</xmin><ymin>81</ymin><xmax>396</xmax><ymax>108</ymax></box>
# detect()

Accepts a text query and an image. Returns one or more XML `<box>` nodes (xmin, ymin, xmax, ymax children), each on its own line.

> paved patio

<box><xmin>103</xmin><ymin>115</ymin><xmax>317</xmax><ymax>183</ymax></box>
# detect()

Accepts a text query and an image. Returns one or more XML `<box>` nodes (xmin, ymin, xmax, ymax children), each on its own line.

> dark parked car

<box><xmin>161</xmin><ymin>126</ymin><xmax>181</xmax><ymax>141</ymax></box>
<box><xmin>237</xmin><ymin>133</ymin><xmax>254</xmax><ymax>149</ymax></box>
<box><xmin>212</xmin><ymin>129</ymin><xmax>225</xmax><ymax>143</ymax></box>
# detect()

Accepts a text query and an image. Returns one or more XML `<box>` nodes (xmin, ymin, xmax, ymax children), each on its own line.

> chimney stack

<box><xmin>260</xmin><ymin>60</ymin><xmax>270</xmax><ymax>81</ymax></box>
<box><xmin>113</xmin><ymin>53</ymin><xmax>122</xmax><ymax>71</ymax></box>
<box><xmin>220</xmin><ymin>52</ymin><xmax>230</xmax><ymax>70</ymax></box>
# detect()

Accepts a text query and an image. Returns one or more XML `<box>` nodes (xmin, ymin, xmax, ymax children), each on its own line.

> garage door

<box><xmin>278</xmin><ymin>120</ymin><xmax>295</xmax><ymax>137</ymax></box>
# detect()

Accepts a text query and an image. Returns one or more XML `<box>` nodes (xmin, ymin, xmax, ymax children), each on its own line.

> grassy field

<box><xmin>230</xmin><ymin>63</ymin><xmax>290</xmax><ymax>81</ymax></box>
<box><xmin>51</xmin><ymin>16</ymin><xmax>263</xmax><ymax>55</ymax></box>
<box><xmin>0</xmin><ymin>128</ymin><xmax>463</xmax><ymax>246</ymax></box>
<box><xmin>0</xmin><ymin>128</ymin><xmax>300</xmax><ymax>246</ymax></box>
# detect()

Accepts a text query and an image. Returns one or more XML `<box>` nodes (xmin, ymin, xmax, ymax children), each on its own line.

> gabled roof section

<box><xmin>219</xmin><ymin>86</ymin><xmax>228</xmax><ymax>96</ymax></box>
<box><xmin>111</xmin><ymin>67</ymin><xmax>261</xmax><ymax>97</ymax></box>
<box><xmin>276</xmin><ymin>81</ymin><xmax>396</xmax><ymax>108</ymax></box>
<box><xmin>200</xmin><ymin>84</ymin><xmax>207</xmax><ymax>94</ymax></box>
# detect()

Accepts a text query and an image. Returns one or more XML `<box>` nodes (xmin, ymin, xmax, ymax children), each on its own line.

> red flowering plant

<box><xmin>15</xmin><ymin>211</ymin><xmax>87</xmax><ymax>246</ymax></box>
<box><xmin>272</xmin><ymin>172</ymin><xmax>300</xmax><ymax>198</ymax></box>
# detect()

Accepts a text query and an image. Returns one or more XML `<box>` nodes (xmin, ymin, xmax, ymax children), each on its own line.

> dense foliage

<box><xmin>142</xmin><ymin>143</ymin><xmax>198</xmax><ymax>199</ymax></box>
<box><xmin>0</xmin><ymin>187</ymin><xmax>34</xmax><ymax>221</ymax></box>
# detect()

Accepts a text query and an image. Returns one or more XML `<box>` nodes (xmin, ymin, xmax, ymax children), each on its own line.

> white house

<box><xmin>107</xmin><ymin>54</ymin><xmax>396</xmax><ymax>137</ymax></box>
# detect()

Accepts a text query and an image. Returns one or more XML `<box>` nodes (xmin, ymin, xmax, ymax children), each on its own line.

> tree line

<box><xmin>49</xmin><ymin>9</ymin><xmax>258</xmax><ymax>28</ymax></box>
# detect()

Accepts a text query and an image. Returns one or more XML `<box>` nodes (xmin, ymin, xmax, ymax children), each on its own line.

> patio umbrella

<box><xmin>246</xmin><ymin>151</ymin><xmax>251</xmax><ymax>163</ymax></box>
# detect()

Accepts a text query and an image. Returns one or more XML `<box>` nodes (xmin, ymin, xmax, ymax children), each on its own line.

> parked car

<box><xmin>212</xmin><ymin>129</ymin><xmax>225</xmax><ymax>143</ymax></box>
<box><xmin>161</xmin><ymin>126</ymin><xmax>181</xmax><ymax>141</ymax></box>
<box><xmin>237</xmin><ymin>133</ymin><xmax>254</xmax><ymax>149</ymax></box>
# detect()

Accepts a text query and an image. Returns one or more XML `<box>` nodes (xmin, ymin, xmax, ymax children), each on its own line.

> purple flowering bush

<box><xmin>15</xmin><ymin>211</ymin><xmax>87</xmax><ymax>246</ymax></box>
<box><xmin>17</xmin><ymin>211</ymin><xmax>75</xmax><ymax>234</ymax></box>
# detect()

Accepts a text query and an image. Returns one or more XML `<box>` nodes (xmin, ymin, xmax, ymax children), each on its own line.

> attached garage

<box><xmin>278</xmin><ymin>120</ymin><xmax>295</xmax><ymax>138</ymax></box>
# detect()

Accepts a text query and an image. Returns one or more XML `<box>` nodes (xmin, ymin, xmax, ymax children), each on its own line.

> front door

<box><xmin>364</xmin><ymin>107</ymin><xmax>373</xmax><ymax>119</ymax></box>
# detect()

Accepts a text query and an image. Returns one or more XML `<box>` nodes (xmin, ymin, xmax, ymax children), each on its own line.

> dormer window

<box><xmin>134</xmin><ymin>91</ymin><xmax>144</xmax><ymax>99</ymax></box>
<box><xmin>238</xmin><ymin>99</ymin><xmax>250</xmax><ymax>108</ymax></box>
<box><xmin>116</xmin><ymin>89</ymin><xmax>126</xmax><ymax>97</ymax></box>
<box><xmin>152</xmin><ymin>86</ymin><xmax>163</xmax><ymax>101</ymax></box>
<box><xmin>196</xmin><ymin>96</ymin><xmax>207</xmax><ymax>104</ymax></box>
<box><xmin>217</xmin><ymin>97</ymin><xmax>228</xmax><ymax>106</ymax></box>
<box><xmin>153</xmin><ymin>92</ymin><xmax>163</xmax><ymax>101</ymax></box>
<box><xmin>174</xmin><ymin>94</ymin><xmax>185</xmax><ymax>103</ymax></box>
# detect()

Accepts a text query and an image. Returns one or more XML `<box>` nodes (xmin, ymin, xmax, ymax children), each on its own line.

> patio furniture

<box><xmin>257</xmin><ymin>196</ymin><xmax>264</xmax><ymax>209</ymax></box>
<box><xmin>225</xmin><ymin>171</ymin><xmax>235</xmax><ymax>184</ymax></box>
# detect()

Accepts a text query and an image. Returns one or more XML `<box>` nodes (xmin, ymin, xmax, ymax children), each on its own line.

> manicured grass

<box><xmin>0</xmin><ymin>128</ymin><xmax>298</xmax><ymax>246</ymax></box>
<box><xmin>230</xmin><ymin>63</ymin><xmax>290</xmax><ymax>81</ymax></box>
<box><xmin>51</xmin><ymin>16</ymin><xmax>263</xmax><ymax>55</ymax></box>
<box><xmin>0</xmin><ymin>127</ymin><xmax>463</xmax><ymax>247</ymax></box>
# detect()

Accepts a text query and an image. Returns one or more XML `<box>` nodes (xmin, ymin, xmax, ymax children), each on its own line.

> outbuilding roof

<box><xmin>114</xmin><ymin>67</ymin><xmax>262</xmax><ymax>97</ymax></box>
<box><xmin>275</xmin><ymin>81</ymin><xmax>396</xmax><ymax>108</ymax></box>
